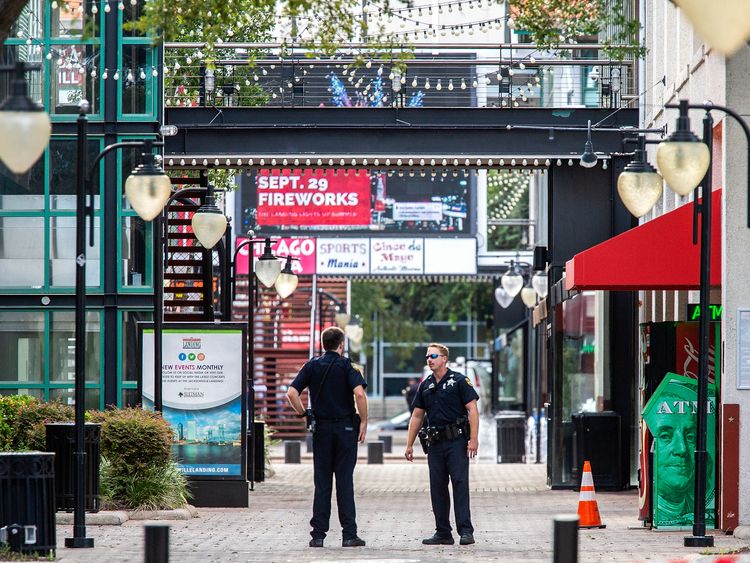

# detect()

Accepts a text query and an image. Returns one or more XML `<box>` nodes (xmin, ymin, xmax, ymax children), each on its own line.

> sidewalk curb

<box><xmin>55</xmin><ymin>504</ymin><xmax>199</xmax><ymax>526</ymax></box>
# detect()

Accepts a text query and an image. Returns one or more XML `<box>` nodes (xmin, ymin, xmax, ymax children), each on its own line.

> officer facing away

<box><xmin>286</xmin><ymin>326</ymin><xmax>368</xmax><ymax>548</ymax></box>
<box><xmin>404</xmin><ymin>343</ymin><xmax>479</xmax><ymax>546</ymax></box>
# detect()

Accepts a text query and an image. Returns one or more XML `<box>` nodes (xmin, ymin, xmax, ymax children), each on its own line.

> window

<box><xmin>49</xmin><ymin>44</ymin><xmax>101</xmax><ymax>115</ymax></box>
<box><xmin>0</xmin><ymin>217</ymin><xmax>45</xmax><ymax>288</ymax></box>
<box><xmin>0</xmin><ymin>310</ymin><xmax>104</xmax><ymax>408</ymax></box>
<box><xmin>486</xmin><ymin>170</ymin><xmax>532</xmax><ymax>251</ymax></box>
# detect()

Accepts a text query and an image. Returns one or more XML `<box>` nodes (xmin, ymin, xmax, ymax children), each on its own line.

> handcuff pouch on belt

<box><xmin>418</xmin><ymin>417</ymin><xmax>469</xmax><ymax>453</ymax></box>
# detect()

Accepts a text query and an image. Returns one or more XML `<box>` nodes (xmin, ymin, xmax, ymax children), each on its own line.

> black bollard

<box><xmin>378</xmin><ymin>435</ymin><xmax>392</xmax><ymax>453</ymax></box>
<box><xmin>144</xmin><ymin>524</ymin><xmax>169</xmax><ymax>563</ymax></box>
<box><xmin>367</xmin><ymin>441</ymin><xmax>384</xmax><ymax>464</ymax></box>
<box><xmin>553</xmin><ymin>514</ymin><xmax>579</xmax><ymax>563</ymax></box>
<box><xmin>285</xmin><ymin>441</ymin><xmax>301</xmax><ymax>464</ymax></box>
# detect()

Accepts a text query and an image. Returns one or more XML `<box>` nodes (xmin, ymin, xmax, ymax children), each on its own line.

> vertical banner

<box><xmin>141</xmin><ymin>325</ymin><xmax>246</xmax><ymax>478</ymax></box>
<box><xmin>642</xmin><ymin>372</ymin><xmax>716</xmax><ymax>529</ymax></box>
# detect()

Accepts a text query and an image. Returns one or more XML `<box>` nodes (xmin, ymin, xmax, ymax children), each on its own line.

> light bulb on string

<box><xmin>117</xmin><ymin>1</ymin><xmax>124</xmax><ymax>9</ymax></box>
<box><xmin>113</xmin><ymin>69</ymin><xmax>120</xmax><ymax>80</ymax></box>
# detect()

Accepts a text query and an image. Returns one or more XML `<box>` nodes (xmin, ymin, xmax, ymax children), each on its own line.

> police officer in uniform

<box><xmin>287</xmin><ymin>326</ymin><xmax>368</xmax><ymax>548</ymax></box>
<box><xmin>404</xmin><ymin>343</ymin><xmax>479</xmax><ymax>546</ymax></box>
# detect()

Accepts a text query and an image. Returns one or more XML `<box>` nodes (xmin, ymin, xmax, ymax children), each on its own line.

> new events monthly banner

<box><xmin>142</xmin><ymin>328</ymin><xmax>245</xmax><ymax>477</ymax></box>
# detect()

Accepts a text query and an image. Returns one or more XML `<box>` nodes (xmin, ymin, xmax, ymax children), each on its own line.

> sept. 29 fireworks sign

<box><xmin>255</xmin><ymin>169</ymin><xmax>371</xmax><ymax>226</ymax></box>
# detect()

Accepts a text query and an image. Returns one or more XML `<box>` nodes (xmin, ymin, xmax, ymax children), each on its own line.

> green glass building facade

<box><xmin>0</xmin><ymin>0</ymin><xmax>159</xmax><ymax>407</ymax></box>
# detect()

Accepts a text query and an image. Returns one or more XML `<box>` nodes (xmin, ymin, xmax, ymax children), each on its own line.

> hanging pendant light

<box><xmin>124</xmin><ymin>150</ymin><xmax>172</xmax><ymax>221</ymax></box>
<box><xmin>520</xmin><ymin>285</ymin><xmax>537</xmax><ymax>308</ymax></box>
<box><xmin>531</xmin><ymin>271</ymin><xmax>548</xmax><ymax>299</ymax></box>
<box><xmin>579</xmin><ymin>120</ymin><xmax>598</xmax><ymax>169</ymax></box>
<box><xmin>494</xmin><ymin>286</ymin><xmax>514</xmax><ymax>309</ymax></box>
<box><xmin>191</xmin><ymin>184</ymin><xmax>228</xmax><ymax>249</ymax></box>
<box><xmin>617</xmin><ymin>136</ymin><xmax>664</xmax><ymax>218</ymax></box>
<box><xmin>255</xmin><ymin>238</ymin><xmax>282</xmax><ymax>288</ymax></box>
<box><xmin>500</xmin><ymin>260</ymin><xmax>524</xmax><ymax>297</ymax></box>
<box><xmin>656</xmin><ymin>100</ymin><xmax>710</xmax><ymax>196</ymax></box>
<box><xmin>274</xmin><ymin>255</ymin><xmax>299</xmax><ymax>299</ymax></box>
<box><xmin>0</xmin><ymin>62</ymin><xmax>51</xmax><ymax>174</ymax></box>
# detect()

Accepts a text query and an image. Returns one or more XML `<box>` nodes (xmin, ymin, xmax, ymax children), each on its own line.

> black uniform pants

<box><xmin>310</xmin><ymin>420</ymin><xmax>358</xmax><ymax>540</ymax></box>
<box><xmin>427</xmin><ymin>436</ymin><xmax>473</xmax><ymax>537</ymax></box>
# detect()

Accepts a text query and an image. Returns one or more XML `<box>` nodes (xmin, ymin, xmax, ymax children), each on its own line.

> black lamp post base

<box><xmin>684</xmin><ymin>535</ymin><xmax>714</xmax><ymax>547</ymax></box>
<box><xmin>65</xmin><ymin>536</ymin><xmax>95</xmax><ymax>548</ymax></box>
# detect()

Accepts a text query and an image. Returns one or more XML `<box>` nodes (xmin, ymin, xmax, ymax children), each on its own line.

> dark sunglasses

<box><xmin>425</xmin><ymin>353</ymin><xmax>444</xmax><ymax>360</ymax></box>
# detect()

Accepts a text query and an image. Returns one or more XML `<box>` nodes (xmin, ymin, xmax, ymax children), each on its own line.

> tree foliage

<box><xmin>508</xmin><ymin>0</ymin><xmax>646</xmax><ymax>60</ymax></box>
<box><xmin>351</xmin><ymin>280</ymin><xmax>493</xmax><ymax>365</ymax></box>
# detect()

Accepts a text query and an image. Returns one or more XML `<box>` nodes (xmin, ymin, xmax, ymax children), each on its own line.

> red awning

<box><xmin>565</xmin><ymin>188</ymin><xmax>722</xmax><ymax>291</ymax></box>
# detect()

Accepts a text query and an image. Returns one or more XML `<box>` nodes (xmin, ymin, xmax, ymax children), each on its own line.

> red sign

<box><xmin>235</xmin><ymin>236</ymin><xmax>316</xmax><ymax>276</ymax></box>
<box><xmin>256</xmin><ymin>169</ymin><xmax>371</xmax><ymax>226</ymax></box>
<box><xmin>675</xmin><ymin>322</ymin><xmax>717</xmax><ymax>384</ymax></box>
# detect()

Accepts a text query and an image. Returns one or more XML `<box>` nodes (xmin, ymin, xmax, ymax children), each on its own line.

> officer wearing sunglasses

<box><xmin>404</xmin><ymin>343</ymin><xmax>479</xmax><ymax>546</ymax></box>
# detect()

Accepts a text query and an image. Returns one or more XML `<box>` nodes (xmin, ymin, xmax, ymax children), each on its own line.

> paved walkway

<box><xmin>40</xmin><ymin>458</ymin><xmax>748</xmax><ymax>563</ymax></box>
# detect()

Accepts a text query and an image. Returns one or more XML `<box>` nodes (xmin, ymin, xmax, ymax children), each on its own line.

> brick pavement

<box><xmin>33</xmin><ymin>459</ymin><xmax>748</xmax><ymax>563</ymax></box>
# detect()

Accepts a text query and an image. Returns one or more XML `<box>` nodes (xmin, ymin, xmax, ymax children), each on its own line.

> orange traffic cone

<box><xmin>577</xmin><ymin>460</ymin><xmax>606</xmax><ymax>529</ymax></box>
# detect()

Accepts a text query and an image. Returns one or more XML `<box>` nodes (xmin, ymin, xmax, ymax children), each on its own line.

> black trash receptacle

<box><xmin>572</xmin><ymin>411</ymin><xmax>622</xmax><ymax>491</ymax></box>
<box><xmin>45</xmin><ymin>423</ymin><xmax>101</xmax><ymax>512</ymax></box>
<box><xmin>0</xmin><ymin>452</ymin><xmax>56</xmax><ymax>556</ymax></box>
<box><xmin>496</xmin><ymin>412</ymin><xmax>526</xmax><ymax>463</ymax></box>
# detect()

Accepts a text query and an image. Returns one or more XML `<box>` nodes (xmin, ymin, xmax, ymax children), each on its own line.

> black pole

<box><xmin>553</xmin><ymin>514</ymin><xmax>579</xmax><ymax>563</ymax></box>
<box><xmin>65</xmin><ymin>102</ymin><xmax>94</xmax><ymax>549</ymax></box>
<box><xmin>248</xmin><ymin>238</ymin><xmax>256</xmax><ymax>491</ymax></box>
<box><xmin>144</xmin><ymin>524</ymin><xmax>169</xmax><ymax>563</ymax></box>
<box><xmin>684</xmin><ymin>110</ymin><xmax>714</xmax><ymax>548</ymax></box>
<box><xmin>153</xmin><ymin>211</ymin><xmax>164</xmax><ymax>412</ymax></box>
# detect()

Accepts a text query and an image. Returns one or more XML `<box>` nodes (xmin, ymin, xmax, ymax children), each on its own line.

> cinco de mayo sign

<box><xmin>256</xmin><ymin>169</ymin><xmax>371</xmax><ymax>226</ymax></box>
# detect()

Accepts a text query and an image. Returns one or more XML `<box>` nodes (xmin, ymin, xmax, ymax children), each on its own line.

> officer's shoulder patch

<box><xmin>465</xmin><ymin>377</ymin><xmax>473</xmax><ymax>387</ymax></box>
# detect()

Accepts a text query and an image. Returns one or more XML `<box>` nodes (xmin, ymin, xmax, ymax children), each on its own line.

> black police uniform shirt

<box><xmin>412</xmin><ymin>368</ymin><xmax>479</xmax><ymax>426</ymax></box>
<box><xmin>290</xmin><ymin>351</ymin><xmax>367</xmax><ymax>419</ymax></box>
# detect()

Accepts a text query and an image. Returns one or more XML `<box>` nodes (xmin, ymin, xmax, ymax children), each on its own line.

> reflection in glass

<box><xmin>486</xmin><ymin>170</ymin><xmax>531</xmax><ymax>251</ymax></box>
<box><xmin>49</xmin><ymin>139</ymin><xmax>102</xmax><ymax>209</ymax></box>
<box><xmin>0</xmin><ymin>311</ymin><xmax>44</xmax><ymax>383</ymax></box>
<box><xmin>497</xmin><ymin>328</ymin><xmax>524</xmax><ymax>409</ymax></box>
<box><xmin>121</xmin><ymin>215</ymin><xmax>148</xmax><ymax>286</ymax></box>
<box><xmin>9</xmin><ymin>0</ymin><xmax>44</xmax><ymax>39</ymax></box>
<box><xmin>49</xmin><ymin>387</ymin><xmax>100</xmax><ymax>410</ymax></box>
<box><xmin>0</xmin><ymin>388</ymin><xmax>44</xmax><ymax>398</ymax></box>
<box><xmin>121</xmin><ymin>388</ymin><xmax>139</xmax><ymax>407</ymax></box>
<box><xmin>50</xmin><ymin>311</ymin><xmax>100</xmax><ymax>382</ymax></box>
<box><xmin>0</xmin><ymin>217</ymin><xmax>44</xmax><ymax>287</ymax></box>
<box><xmin>122</xmin><ymin>45</ymin><xmax>148</xmax><ymax>114</ymax></box>
<box><xmin>49</xmin><ymin>216</ymin><xmax>101</xmax><ymax>287</ymax></box>
<box><xmin>50</xmin><ymin>45</ymin><xmax>100</xmax><ymax>115</ymax></box>
<box><xmin>121</xmin><ymin>311</ymin><xmax>151</xmax><ymax>382</ymax></box>
<box><xmin>51</xmin><ymin>0</ymin><xmax>99</xmax><ymax>38</ymax></box>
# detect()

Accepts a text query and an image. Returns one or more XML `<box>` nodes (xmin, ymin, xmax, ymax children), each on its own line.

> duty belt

<box><xmin>418</xmin><ymin>417</ymin><xmax>470</xmax><ymax>451</ymax></box>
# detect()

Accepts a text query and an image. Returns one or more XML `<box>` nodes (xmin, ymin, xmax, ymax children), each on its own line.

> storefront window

<box><xmin>50</xmin><ymin>0</ymin><xmax>99</xmax><ymax>38</ymax></box>
<box><xmin>49</xmin><ymin>44</ymin><xmax>100</xmax><ymax>115</ymax></box>
<box><xmin>49</xmin><ymin>139</ymin><xmax>102</xmax><ymax>210</ymax></box>
<box><xmin>0</xmin><ymin>156</ymin><xmax>45</xmax><ymax>211</ymax></box>
<box><xmin>122</xmin><ymin>44</ymin><xmax>150</xmax><ymax>114</ymax></box>
<box><xmin>48</xmin><ymin>215</ymin><xmax>101</xmax><ymax>287</ymax></box>
<box><xmin>49</xmin><ymin>311</ymin><xmax>101</xmax><ymax>383</ymax></box>
<box><xmin>0</xmin><ymin>312</ymin><xmax>44</xmax><ymax>383</ymax></box>
<box><xmin>486</xmin><ymin>170</ymin><xmax>531</xmax><ymax>251</ymax></box>
<box><xmin>497</xmin><ymin>327</ymin><xmax>524</xmax><ymax>409</ymax></box>
<box><xmin>121</xmin><ymin>215</ymin><xmax>148</xmax><ymax>287</ymax></box>
<box><xmin>0</xmin><ymin>217</ymin><xmax>45</xmax><ymax>287</ymax></box>
<box><xmin>561</xmin><ymin>292</ymin><xmax>600</xmax><ymax>420</ymax></box>
<box><xmin>121</xmin><ymin>310</ymin><xmax>151</xmax><ymax>382</ymax></box>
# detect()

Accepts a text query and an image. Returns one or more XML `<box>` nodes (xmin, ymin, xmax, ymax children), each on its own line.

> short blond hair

<box><xmin>427</xmin><ymin>343</ymin><xmax>449</xmax><ymax>357</ymax></box>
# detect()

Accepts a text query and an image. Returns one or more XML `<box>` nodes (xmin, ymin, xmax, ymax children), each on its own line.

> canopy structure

<box><xmin>565</xmin><ymin>189</ymin><xmax>722</xmax><ymax>291</ymax></box>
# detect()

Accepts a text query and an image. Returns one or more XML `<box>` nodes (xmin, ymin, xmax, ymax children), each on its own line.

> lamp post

<box><xmin>229</xmin><ymin>235</ymin><xmax>298</xmax><ymax>490</ymax></box>
<box><xmin>0</xmin><ymin>62</ymin><xmax>51</xmax><ymax>175</ymax></box>
<box><xmin>67</xmin><ymin>101</ymin><xmax>171</xmax><ymax>549</ymax></box>
<box><xmin>612</xmin><ymin>99</ymin><xmax>750</xmax><ymax>547</ymax></box>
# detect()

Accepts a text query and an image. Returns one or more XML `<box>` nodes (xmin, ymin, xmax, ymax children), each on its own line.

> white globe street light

<box><xmin>191</xmin><ymin>185</ymin><xmax>228</xmax><ymax>249</ymax></box>
<box><xmin>0</xmin><ymin>62</ymin><xmax>51</xmax><ymax>175</ymax></box>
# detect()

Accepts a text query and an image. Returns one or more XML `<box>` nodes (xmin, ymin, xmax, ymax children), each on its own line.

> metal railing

<box><xmin>163</xmin><ymin>43</ymin><xmax>636</xmax><ymax>110</ymax></box>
